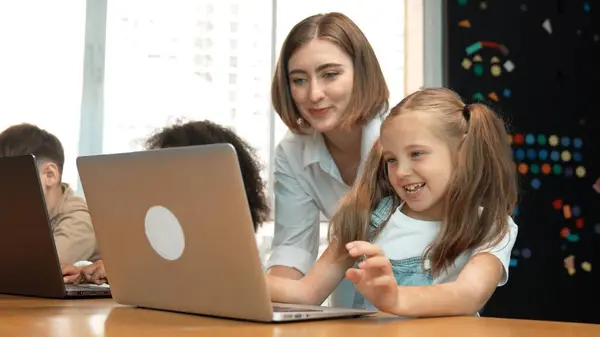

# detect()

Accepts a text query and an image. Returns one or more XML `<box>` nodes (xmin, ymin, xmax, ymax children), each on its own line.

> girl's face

<box><xmin>381</xmin><ymin>112</ymin><xmax>456</xmax><ymax>221</ymax></box>
<box><xmin>287</xmin><ymin>39</ymin><xmax>354</xmax><ymax>133</ymax></box>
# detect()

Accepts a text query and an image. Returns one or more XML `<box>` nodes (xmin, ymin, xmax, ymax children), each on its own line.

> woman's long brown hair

<box><xmin>328</xmin><ymin>88</ymin><xmax>518</xmax><ymax>276</ymax></box>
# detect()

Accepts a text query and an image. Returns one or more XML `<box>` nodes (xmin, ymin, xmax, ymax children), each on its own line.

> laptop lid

<box><xmin>0</xmin><ymin>155</ymin><xmax>73</xmax><ymax>298</ymax></box>
<box><xmin>77</xmin><ymin>144</ymin><xmax>275</xmax><ymax>321</ymax></box>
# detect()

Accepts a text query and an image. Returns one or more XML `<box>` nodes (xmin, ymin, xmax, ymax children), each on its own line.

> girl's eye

<box><xmin>384</xmin><ymin>158</ymin><xmax>397</xmax><ymax>164</ymax></box>
<box><xmin>411</xmin><ymin>151</ymin><xmax>424</xmax><ymax>158</ymax></box>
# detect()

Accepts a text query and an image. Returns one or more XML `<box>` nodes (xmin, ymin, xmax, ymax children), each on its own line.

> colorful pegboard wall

<box><xmin>445</xmin><ymin>0</ymin><xmax>599</xmax><ymax>324</ymax></box>
<box><xmin>510</xmin><ymin>134</ymin><xmax>586</xmax><ymax>190</ymax></box>
<box><xmin>508</xmin><ymin>133</ymin><xmax>593</xmax><ymax>274</ymax></box>
<box><xmin>508</xmin><ymin>133</ymin><xmax>597</xmax><ymax>276</ymax></box>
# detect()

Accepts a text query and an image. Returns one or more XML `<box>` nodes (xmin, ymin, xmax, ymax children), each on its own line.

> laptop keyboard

<box><xmin>272</xmin><ymin>305</ymin><xmax>322</xmax><ymax>312</ymax></box>
<box><xmin>66</xmin><ymin>284</ymin><xmax>110</xmax><ymax>291</ymax></box>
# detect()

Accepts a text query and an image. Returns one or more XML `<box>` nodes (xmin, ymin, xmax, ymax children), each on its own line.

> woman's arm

<box><xmin>267</xmin><ymin>244</ymin><xmax>353</xmax><ymax>305</ymax></box>
<box><xmin>267</xmin><ymin>146</ymin><xmax>321</xmax><ymax>279</ymax></box>
<box><xmin>267</xmin><ymin>266</ymin><xmax>304</xmax><ymax>280</ymax></box>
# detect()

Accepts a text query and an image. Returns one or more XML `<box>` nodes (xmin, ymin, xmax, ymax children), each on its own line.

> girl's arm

<box><xmin>346</xmin><ymin>241</ymin><xmax>504</xmax><ymax>317</ymax></box>
<box><xmin>390</xmin><ymin>253</ymin><xmax>503</xmax><ymax>317</ymax></box>
<box><xmin>348</xmin><ymin>217</ymin><xmax>518</xmax><ymax>317</ymax></box>
<box><xmin>267</xmin><ymin>244</ymin><xmax>354</xmax><ymax>306</ymax></box>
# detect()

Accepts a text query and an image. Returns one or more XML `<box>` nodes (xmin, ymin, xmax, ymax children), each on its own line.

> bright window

<box><xmin>102</xmin><ymin>0</ymin><xmax>273</xmax><ymax>185</ymax></box>
<box><xmin>0</xmin><ymin>0</ymin><xmax>86</xmax><ymax>189</ymax></box>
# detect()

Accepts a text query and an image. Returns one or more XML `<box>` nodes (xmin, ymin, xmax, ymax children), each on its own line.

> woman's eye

<box><xmin>291</xmin><ymin>78</ymin><xmax>306</xmax><ymax>85</ymax></box>
<box><xmin>323</xmin><ymin>72</ymin><xmax>338</xmax><ymax>79</ymax></box>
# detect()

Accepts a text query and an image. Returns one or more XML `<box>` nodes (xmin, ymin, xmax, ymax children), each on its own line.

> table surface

<box><xmin>0</xmin><ymin>295</ymin><xmax>598</xmax><ymax>337</ymax></box>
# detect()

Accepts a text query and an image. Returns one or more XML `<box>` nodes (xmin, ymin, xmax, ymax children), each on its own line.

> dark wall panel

<box><xmin>444</xmin><ymin>0</ymin><xmax>600</xmax><ymax>324</ymax></box>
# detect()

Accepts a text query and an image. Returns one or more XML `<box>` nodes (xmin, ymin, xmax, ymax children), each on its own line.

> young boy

<box><xmin>62</xmin><ymin>120</ymin><xmax>270</xmax><ymax>284</ymax></box>
<box><xmin>0</xmin><ymin>123</ymin><xmax>99</xmax><ymax>265</ymax></box>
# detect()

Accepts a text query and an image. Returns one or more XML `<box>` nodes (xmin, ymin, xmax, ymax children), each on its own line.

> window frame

<box><xmin>77</xmin><ymin>0</ymin><xmax>108</xmax><ymax>194</ymax></box>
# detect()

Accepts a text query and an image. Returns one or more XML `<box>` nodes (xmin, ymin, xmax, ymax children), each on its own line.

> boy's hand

<box><xmin>81</xmin><ymin>260</ymin><xmax>107</xmax><ymax>284</ymax></box>
<box><xmin>61</xmin><ymin>260</ymin><xmax>107</xmax><ymax>285</ymax></box>
<box><xmin>61</xmin><ymin>264</ymin><xmax>83</xmax><ymax>284</ymax></box>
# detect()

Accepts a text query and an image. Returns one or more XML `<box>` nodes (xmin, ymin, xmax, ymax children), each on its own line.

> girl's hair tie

<box><xmin>462</xmin><ymin>104</ymin><xmax>471</xmax><ymax>122</ymax></box>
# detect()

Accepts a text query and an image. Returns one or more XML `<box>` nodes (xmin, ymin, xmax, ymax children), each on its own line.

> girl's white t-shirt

<box><xmin>373</xmin><ymin>204</ymin><xmax>519</xmax><ymax>286</ymax></box>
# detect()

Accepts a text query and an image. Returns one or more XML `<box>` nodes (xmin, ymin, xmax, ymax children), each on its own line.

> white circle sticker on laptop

<box><xmin>144</xmin><ymin>205</ymin><xmax>185</xmax><ymax>260</ymax></box>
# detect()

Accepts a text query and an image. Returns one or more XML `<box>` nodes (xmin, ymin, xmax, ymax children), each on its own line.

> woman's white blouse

<box><xmin>267</xmin><ymin>112</ymin><xmax>388</xmax><ymax>276</ymax></box>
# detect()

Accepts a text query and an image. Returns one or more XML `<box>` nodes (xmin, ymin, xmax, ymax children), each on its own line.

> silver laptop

<box><xmin>0</xmin><ymin>154</ymin><xmax>111</xmax><ymax>299</ymax></box>
<box><xmin>76</xmin><ymin>144</ymin><xmax>376</xmax><ymax>322</ymax></box>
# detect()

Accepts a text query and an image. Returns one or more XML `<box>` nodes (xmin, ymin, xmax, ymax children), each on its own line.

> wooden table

<box><xmin>0</xmin><ymin>295</ymin><xmax>598</xmax><ymax>337</ymax></box>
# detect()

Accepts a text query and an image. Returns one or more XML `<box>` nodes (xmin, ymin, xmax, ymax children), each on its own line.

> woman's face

<box><xmin>287</xmin><ymin>39</ymin><xmax>354</xmax><ymax>133</ymax></box>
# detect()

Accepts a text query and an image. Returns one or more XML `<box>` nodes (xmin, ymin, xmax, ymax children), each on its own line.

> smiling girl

<box><xmin>267</xmin><ymin>87</ymin><xmax>519</xmax><ymax>317</ymax></box>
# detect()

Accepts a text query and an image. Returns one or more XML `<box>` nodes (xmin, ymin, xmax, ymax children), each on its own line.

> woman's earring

<box><xmin>296</xmin><ymin>117</ymin><xmax>303</xmax><ymax>125</ymax></box>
